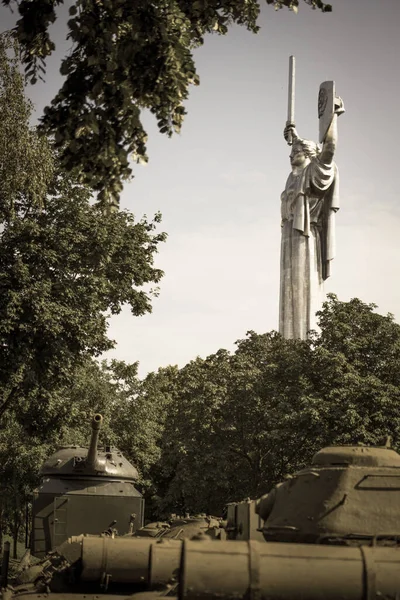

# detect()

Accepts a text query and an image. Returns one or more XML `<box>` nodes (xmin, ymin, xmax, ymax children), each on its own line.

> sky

<box><xmin>1</xmin><ymin>0</ymin><xmax>400</xmax><ymax>378</ymax></box>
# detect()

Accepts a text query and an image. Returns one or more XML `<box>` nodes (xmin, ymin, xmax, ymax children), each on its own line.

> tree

<box><xmin>146</xmin><ymin>338</ymin><xmax>318</xmax><ymax>516</ymax></box>
<box><xmin>150</xmin><ymin>352</ymin><xmax>232</xmax><ymax>516</ymax></box>
<box><xmin>2</xmin><ymin>0</ymin><xmax>332</xmax><ymax>207</ymax></box>
<box><xmin>109</xmin><ymin>363</ymin><xmax>175</xmax><ymax>486</ymax></box>
<box><xmin>316</xmin><ymin>294</ymin><xmax>400</xmax><ymax>385</ymax></box>
<box><xmin>0</xmin><ymin>33</ymin><xmax>166</xmax><ymax>432</ymax></box>
<box><xmin>310</xmin><ymin>294</ymin><xmax>400</xmax><ymax>446</ymax></box>
<box><xmin>0</xmin><ymin>413</ymin><xmax>54</xmax><ymax>557</ymax></box>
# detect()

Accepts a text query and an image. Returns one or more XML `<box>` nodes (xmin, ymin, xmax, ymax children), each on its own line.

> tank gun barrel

<box><xmin>86</xmin><ymin>414</ymin><xmax>103</xmax><ymax>468</ymax></box>
<box><xmin>76</xmin><ymin>537</ymin><xmax>400</xmax><ymax>598</ymax></box>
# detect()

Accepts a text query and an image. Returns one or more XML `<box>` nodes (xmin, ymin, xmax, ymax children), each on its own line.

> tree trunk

<box><xmin>13</xmin><ymin>523</ymin><xmax>19</xmax><ymax>559</ymax></box>
<box><xmin>0</xmin><ymin>498</ymin><xmax>3</xmax><ymax>552</ymax></box>
<box><xmin>13</xmin><ymin>510</ymin><xmax>20</xmax><ymax>559</ymax></box>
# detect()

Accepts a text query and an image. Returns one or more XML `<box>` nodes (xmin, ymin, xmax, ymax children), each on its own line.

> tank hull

<box><xmin>32</xmin><ymin>479</ymin><xmax>144</xmax><ymax>557</ymax></box>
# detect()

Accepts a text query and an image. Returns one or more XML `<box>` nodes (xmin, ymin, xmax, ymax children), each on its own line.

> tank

<box><xmin>31</xmin><ymin>414</ymin><xmax>144</xmax><ymax>557</ymax></box>
<box><xmin>256</xmin><ymin>442</ymin><xmax>400</xmax><ymax>545</ymax></box>
<box><xmin>134</xmin><ymin>514</ymin><xmax>226</xmax><ymax>540</ymax></box>
<box><xmin>8</xmin><ymin>533</ymin><xmax>400</xmax><ymax>600</ymax></box>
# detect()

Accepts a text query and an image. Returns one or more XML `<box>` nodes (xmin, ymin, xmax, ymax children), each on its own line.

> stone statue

<box><xmin>279</xmin><ymin>70</ymin><xmax>344</xmax><ymax>339</ymax></box>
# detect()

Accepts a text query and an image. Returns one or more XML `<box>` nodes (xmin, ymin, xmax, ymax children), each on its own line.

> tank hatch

<box><xmin>312</xmin><ymin>445</ymin><xmax>400</xmax><ymax>468</ymax></box>
<box><xmin>40</xmin><ymin>414</ymin><xmax>139</xmax><ymax>481</ymax></box>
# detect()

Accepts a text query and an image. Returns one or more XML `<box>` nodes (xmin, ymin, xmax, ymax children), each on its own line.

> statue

<box><xmin>279</xmin><ymin>57</ymin><xmax>344</xmax><ymax>339</ymax></box>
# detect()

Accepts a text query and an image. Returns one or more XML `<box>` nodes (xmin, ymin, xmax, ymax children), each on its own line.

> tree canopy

<box><xmin>0</xmin><ymin>33</ymin><xmax>166</xmax><ymax>430</ymax></box>
<box><xmin>2</xmin><ymin>0</ymin><xmax>332</xmax><ymax>207</ymax></box>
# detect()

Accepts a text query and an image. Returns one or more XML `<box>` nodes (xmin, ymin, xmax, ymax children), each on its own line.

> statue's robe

<box><xmin>279</xmin><ymin>155</ymin><xmax>339</xmax><ymax>339</ymax></box>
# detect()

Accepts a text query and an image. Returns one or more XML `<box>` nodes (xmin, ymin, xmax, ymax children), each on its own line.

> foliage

<box><xmin>150</xmin><ymin>335</ymin><xmax>320</xmax><ymax>515</ymax></box>
<box><xmin>111</xmin><ymin>364</ymin><xmax>176</xmax><ymax>483</ymax></box>
<box><xmin>45</xmin><ymin>358</ymin><xmax>171</xmax><ymax>487</ymax></box>
<box><xmin>0</xmin><ymin>190</ymin><xmax>166</xmax><ymax>431</ymax></box>
<box><xmin>0</xmin><ymin>413</ymin><xmax>54</xmax><ymax>556</ymax></box>
<box><xmin>316</xmin><ymin>294</ymin><xmax>400</xmax><ymax>384</ymax></box>
<box><xmin>0</xmin><ymin>32</ymin><xmax>54</xmax><ymax>216</ymax></box>
<box><xmin>311</xmin><ymin>294</ymin><xmax>400</xmax><ymax>445</ymax></box>
<box><xmin>0</xmin><ymin>33</ymin><xmax>166</xmax><ymax>432</ymax></box>
<box><xmin>2</xmin><ymin>0</ymin><xmax>331</xmax><ymax>207</ymax></box>
<box><xmin>149</xmin><ymin>352</ymin><xmax>232</xmax><ymax>516</ymax></box>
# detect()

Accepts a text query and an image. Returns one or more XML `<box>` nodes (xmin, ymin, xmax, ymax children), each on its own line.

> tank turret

<box><xmin>40</xmin><ymin>414</ymin><xmax>139</xmax><ymax>480</ymax></box>
<box><xmin>256</xmin><ymin>443</ymin><xmax>400</xmax><ymax>545</ymax></box>
<box><xmin>32</xmin><ymin>414</ymin><xmax>144</xmax><ymax>557</ymax></box>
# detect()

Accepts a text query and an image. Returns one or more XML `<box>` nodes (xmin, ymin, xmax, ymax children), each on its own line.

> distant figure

<box><xmin>279</xmin><ymin>99</ymin><xmax>344</xmax><ymax>339</ymax></box>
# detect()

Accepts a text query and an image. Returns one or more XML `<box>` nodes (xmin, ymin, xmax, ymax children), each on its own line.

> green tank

<box><xmin>134</xmin><ymin>515</ymin><xmax>225</xmax><ymax>540</ymax></box>
<box><xmin>256</xmin><ymin>442</ymin><xmax>400</xmax><ymax>545</ymax></box>
<box><xmin>31</xmin><ymin>414</ymin><xmax>144</xmax><ymax>557</ymax></box>
<box><xmin>7</xmin><ymin>532</ymin><xmax>400</xmax><ymax>600</ymax></box>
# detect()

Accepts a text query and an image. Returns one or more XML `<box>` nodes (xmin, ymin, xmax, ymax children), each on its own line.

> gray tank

<box><xmin>32</xmin><ymin>414</ymin><xmax>144</xmax><ymax>557</ymax></box>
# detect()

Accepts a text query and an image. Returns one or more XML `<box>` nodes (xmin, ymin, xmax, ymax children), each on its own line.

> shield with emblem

<box><xmin>318</xmin><ymin>81</ymin><xmax>335</xmax><ymax>143</ymax></box>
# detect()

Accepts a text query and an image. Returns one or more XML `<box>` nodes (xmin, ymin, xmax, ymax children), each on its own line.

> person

<box><xmin>279</xmin><ymin>98</ymin><xmax>344</xmax><ymax>339</ymax></box>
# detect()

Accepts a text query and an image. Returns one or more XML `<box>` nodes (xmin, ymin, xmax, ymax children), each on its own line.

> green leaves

<box><xmin>0</xmin><ymin>193</ymin><xmax>166</xmax><ymax>426</ymax></box>
<box><xmin>3</xmin><ymin>0</ymin><xmax>332</xmax><ymax>206</ymax></box>
<box><xmin>266</xmin><ymin>0</ymin><xmax>332</xmax><ymax>11</ymax></box>
<box><xmin>0</xmin><ymin>32</ymin><xmax>166</xmax><ymax>431</ymax></box>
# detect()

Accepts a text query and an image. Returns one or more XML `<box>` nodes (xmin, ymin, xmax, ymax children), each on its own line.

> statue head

<box><xmin>290</xmin><ymin>139</ymin><xmax>320</xmax><ymax>168</ymax></box>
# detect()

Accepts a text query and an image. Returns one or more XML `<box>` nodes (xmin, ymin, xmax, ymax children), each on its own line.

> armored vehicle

<box><xmin>31</xmin><ymin>414</ymin><xmax>144</xmax><ymax>557</ymax></box>
<box><xmin>5</xmin><ymin>441</ymin><xmax>400</xmax><ymax>599</ymax></box>
<box><xmin>256</xmin><ymin>443</ymin><xmax>400</xmax><ymax>545</ymax></box>
<box><xmin>6</xmin><ymin>533</ymin><xmax>400</xmax><ymax>600</ymax></box>
<box><xmin>134</xmin><ymin>514</ymin><xmax>225</xmax><ymax>540</ymax></box>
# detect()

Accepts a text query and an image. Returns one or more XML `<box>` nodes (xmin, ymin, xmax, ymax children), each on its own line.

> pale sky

<box><xmin>1</xmin><ymin>0</ymin><xmax>400</xmax><ymax>377</ymax></box>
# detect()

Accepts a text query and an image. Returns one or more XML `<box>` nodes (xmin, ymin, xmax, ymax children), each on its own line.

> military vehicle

<box><xmin>31</xmin><ymin>414</ymin><xmax>144</xmax><ymax>557</ymax></box>
<box><xmin>134</xmin><ymin>514</ymin><xmax>225</xmax><ymax>540</ymax></box>
<box><xmin>223</xmin><ymin>441</ymin><xmax>400</xmax><ymax>545</ymax></box>
<box><xmin>3</xmin><ymin>532</ymin><xmax>400</xmax><ymax>600</ymax></box>
<box><xmin>7</xmin><ymin>422</ymin><xmax>400</xmax><ymax>599</ymax></box>
<box><xmin>255</xmin><ymin>442</ymin><xmax>400</xmax><ymax>545</ymax></box>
